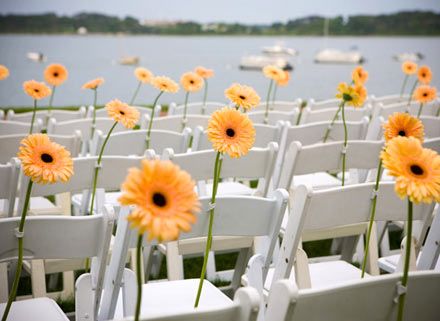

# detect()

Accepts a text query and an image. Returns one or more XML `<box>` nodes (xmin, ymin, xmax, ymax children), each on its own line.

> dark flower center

<box><xmin>41</xmin><ymin>153</ymin><xmax>53</xmax><ymax>163</ymax></box>
<box><xmin>398</xmin><ymin>130</ymin><xmax>406</xmax><ymax>136</ymax></box>
<box><xmin>53</xmin><ymin>72</ymin><xmax>59</xmax><ymax>77</ymax></box>
<box><xmin>190</xmin><ymin>80</ymin><xmax>194</xmax><ymax>84</ymax></box>
<box><xmin>342</xmin><ymin>93</ymin><xmax>352</xmax><ymax>101</ymax></box>
<box><xmin>226</xmin><ymin>128</ymin><xmax>235</xmax><ymax>137</ymax></box>
<box><xmin>239</xmin><ymin>95</ymin><xmax>246</xmax><ymax>100</ymax></box>
<box><xmin>152</xmin><ymin>192</ymin><xmax>167</xmax><ymax>207</ymax></box>
<box><xmin>119</xmin><ymin>111</ymin><xmax>125</xmax><ymax>115</ymax></box>
<box><xmin>34</xmin><ymin>89</ymin><xmax>40</xmax><ymax>93</ymax></box>
<box><xmin>410</xmin><ymin>164</ymin><xmax>424</xmax><ymax>176</ymax></box>
<box><xmin>423</xmin><ymin>93</ymin><xmax>428</xmax><ymax>97</ymax></box>
<box><xmin>422</xmin><ymin>73</ymin><xmax>426</xmax><ymax>77</ymax></box>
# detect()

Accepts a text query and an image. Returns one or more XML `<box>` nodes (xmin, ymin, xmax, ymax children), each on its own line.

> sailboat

<box><xmin>314</xmin><ymin>18</ymin><xmax>364</xmax><ymax>64</ymax></box>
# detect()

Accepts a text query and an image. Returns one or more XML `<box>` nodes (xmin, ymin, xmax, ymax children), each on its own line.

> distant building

<box><xmin>142</xmin><ymin>20</ymin><xmax>181</xmax><ymax>27</ymax></box>
<box><xmin>77</xmin><ymin>26</ymin><xmax>88</xmax><ymax>35</ymax></box>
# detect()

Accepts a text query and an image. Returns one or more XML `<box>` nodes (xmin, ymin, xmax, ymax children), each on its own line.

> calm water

<box><xmin>0</xmin><ymin>35</ymin><xmax>439</xmax><ymax>108</ymax></box>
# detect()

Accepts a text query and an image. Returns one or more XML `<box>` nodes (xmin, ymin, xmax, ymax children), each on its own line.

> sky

<box><xmin>1</xmin><ymin>0</ymin><xmax>439</xmax><ymax>24</ymax></box>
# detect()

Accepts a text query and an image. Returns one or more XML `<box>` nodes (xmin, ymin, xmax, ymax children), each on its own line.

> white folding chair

<box><xmin>247</xmin><ymin>110</ymin><xmax>298</xmax><ymax>125</ymax></box>
<box><xmin>140</xmin><ymin>114</ymin><xmax>210</xmax><ymax>133</ymax></box>
<box><xmin>88</xmin><ymin>105</ymin><xmax>161</xmax><ymax>123</ymax></box>
<box><xmin>368</xmin><ymin>93</ymin><xmax>410</xmax><ymax>108</ymax></box>
<box><xmin>265</xmin><ymin>271</ymin><xmax>440</xmax><ymax>321</ymax></box>
<box><xmin>6</xmin><ymin>107</ymin><xmax>87</xmax><ymax>127</ymax></box>
<box><xmin>370</xmin><ymin>99</ymin><xmax>440</xmax><ymax>121</ymax></box>
<box><xmin>0</xmin><ymin>207</ymin><xmax>115</xmax><ymax>321</ymax></box>
<box><xmin>0</xmin><ymin>158</ymin><xmax>20</xmax><ymax>219</ymax></box>
<box><xmin>308</xmin><ymin>98</ymin><xmax>341</xmax><ymax>110</ymax></box>
<box><xmin>97</xmin><ymin>190</ymin><xmax>288</xmax><ymax>321</ymax></box>
<box><xmin>168</xmin><ymin>101</ymin><xmax>224</xmax><ymax>116</ymax></box>
<box><xmin>0</xmin><ymin>119</ymin><xmax>43</xmax><ymax>135</ymax></box>
<box><xmin>252</xmin><ymin>99</ymin><xmax>303</xmax><ymax>113</ymax></box>
<box><xmin>299</xmin><ymin>105</ymin><xmax>371</xmax><ymax>125</ymax></box>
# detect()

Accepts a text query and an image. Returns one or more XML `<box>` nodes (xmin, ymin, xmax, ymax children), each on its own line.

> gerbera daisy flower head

<box><xmin>402</xmin><ymin>61</ymin><xmax>417</xmax><ymax>75</ymax></box>
<box><xmin>195</xmin><ymin>66</ymin><xmax>214</xmax><ymax>79</ymax></box>
<box><xmin>23</xmin><ymin>80</ymin><xmax>52</xmax><ymax>100</ymax></box>
<box><xmin>381</xmin><ymin>136</ymin><xmax>440</xmax><ymax>204</ymax></box>
<box><xmin>17</xmin><ymin>133</ymin><xmax>74</xmax><ymax>184</ymax></box>
<box><xmin>352</xmin><ymin>66</ymin><xmax>369</xmax><ymax>85</ymax></box>
<box><xmin>336</xmin><ymin>82</ymin><xmax>364</xmax><ymax>107</ymax></box>
<box><xmin>151</xmin><ymin>76</ymin><xmax>179</xmax><ymax>93</ymax></box>
<box><xmin>276</xmin><ymin>70</ymin><xmax>290</xmax><ymax>87</ymax></box>
<box><xmin>207</xmin><ymin>107</ymin><xmax>256</xmax><ymax>158</ymax></box>
<box><xmin>0</xmin><ymin>65</ymin><xmax>10</xmax><ymax>80</ymax></box>
<box><xmin>180</xmin><ymin>72</ymin><xmax>204</xmax><ymax>92</ymax></box>
<box><xmin>417</xmin><ymin>65</ymin><xmax>432</xmax><ymax>84</ymax></box>
<box><xmin>383</xmin><ymin>112</ymin><xmax>424</xmax><ymax>143</ymax></box>
<box><xmin>82</xmin><ymin>77</ymin><xmax>104</xmax><ymax>90</ymax></box>
<box><xmin>413</xmin><ymin>85</ymin><xmax>437</xmax><ymax>104</ymax></box>
<box><xmin>119</xmin><ymin>159</ymin><xmax>200</xmax><ymax>241</ymax></box>
<box><xmin>106</xmin><ymin>99</ymin><xmax>140</xmax><ymax>129</ymax></box>
<box><xmin>134</xmin><ymin>67</ymin><xmax>153</xmax><ymax>84</ymax></box>
<box><xmin>263</xmin><ymin>65</ymin><xmax>284</xmax><ymax>82</ymax></box>
<box><xmin>224</xmin><ymin>83</ymin><xmax>261</xmax><ymax>110</ymax></box>
<box><xmin>44</xmin><ymin>63</ymin><xmax>68</xmax><ymax>86</ymax></box>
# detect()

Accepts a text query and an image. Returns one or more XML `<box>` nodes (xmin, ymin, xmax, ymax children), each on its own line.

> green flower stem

<box><xmin>271</xmin><ymin>84</ymin><xmax>278</xmax><ymax>108</ymax></box>
<box><xmin>341</xmin><ymin>101</ymin><xmax>347</xmax><ymax>186</ymax></box>
<box><xmin>295</xmin><ymin>105</ymin><xmax>306</xmax><ymax>125</ymax></box>
<box><xmin>1</xmin><ymin>180</ymin><xmax>33</xmax><ymax>321</ymax></box>
<box><xmin>400</xmin><ymin>75</ymin><xmax>408</xmax><ymax>98</ymax></box>
<box><xmin>437</xmin><ymin>105</ymin><xmax>440</xmax><ymax>117</ymax></box>
<box><xmin>264</xmin><ymin>80</ymin><xmax>274</xmax><ymax>124</ymax></box>
<box><xmin>396</xmin><ymin>199</ymin><xmax>413</xmax><ymax>321</ymax></box>
<box><xmin>202</xmin><ymin>79</ymin><xmax>208</xmax><ymax>115</ymax></box>
<box><xmin>416</xmin><ymin>103</ymin><xmax>424</xmax><ymax>118</ymax></box>
<box><xmin>134</xmin><ymin>234</ymin><xmax>143</xmax><ymax>321</ymax></box>
<box><xmin>130</xmin><ymin>81</ymin><xmax>142</xmax><ymax>106</ymax></box>
<box><xmin>194</xmin><ymin>151</ymin><xmax>223</xmax><ymax>308</ymax></box>
<box><xmin>29</xmin><ymin>100</ymin><xmax>37</xmax><ymax>134</ymax></box>
<box><xmin>146</xmin><ymin>91</ymin><xmax>164</xmax><ymax>149</ymax></box>
<box><xmin>48</xmin><ymin>85</ymin><xmax>56</xmax><ymax>112</ymax></box>
<box><xmin>181</xmin><ymin>91</ymin><xmax>190</xmax><ymax>131</ymax></box>
<box><xmin>407</xmin><ymin>80</ymin><xmax>418</xmax><ymax>107</ymax></box>
<box><xmin>91</xmin><ymin>89</ymin><xmax>98</xmax><ymax>138</ymax></box>
<box><xmin>323</xmin><ymin>102</ymin><xmax>343</xmax><ymax>143</ymax></box>
<box><xmin>361</xmin><ymin>159</ymin><xmax>383</xmax><ymax>278</ymax></box>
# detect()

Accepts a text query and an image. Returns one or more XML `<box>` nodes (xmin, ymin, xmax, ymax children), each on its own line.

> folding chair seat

<box><xmin>0</xmin><ymin>119</ymin><xmax>43</xmax><ymax>135</ymax></box>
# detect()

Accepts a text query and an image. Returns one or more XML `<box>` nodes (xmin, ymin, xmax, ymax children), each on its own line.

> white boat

<box><xmin>262</xmin><ymin>45</ymin><xmax>298</xmax><ymax>56</ymax></box>
<box><xmin>118</xmin><ymin>56</ymin><xmax>140</xmax><ymax>66</ymax></box>
<box><xmin>314</xmin><ymin>49</ymin><xmax>364</xmax><ymax>64</ymax></box>
<box><xmin>393</xmin><ymin>52</ymin><xmax>424</xmax><ymax>62</ymax></box>
<box><xmin>239</xmin><ymin>55</ymin><xmax>293</xmax><ymax>71</ymax></box>
<box><xmin>26</xmin><ymin>52</ymin><xmax>46</xmax><ymax>62</ymax></box>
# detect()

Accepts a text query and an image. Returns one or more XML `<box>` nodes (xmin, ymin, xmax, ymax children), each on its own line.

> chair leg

<box><xmin>129</xmin><ymin>249</ymin><xmax>145</xmax><ymax>284</ymax></box>
<box><xmin>340</xmin><ymin>236</ymin><xmax>360</xmax><ymax>262</ymax></box>
<box><xmin>142</xmin><ymin>245</ymin><xmax>155</xmax><ymax>282</ymax></box>
<box><xmin>30</xmin><ymin>260</ymin><xmax>47</xmax><ymax>298</ymax></box>
<box><xmin>230</xmin><ymin>247</ymin><xmax>252</xmax><ymax>292</ymax></box>
<box><xmin>206</xmin><ymin>251</ymin><xmax>217</xmax><ymax>281</ymax></box>
<box><xmin>0</xmin><ymin>263</ymin><xmax>9</xmax><ymax>303</ymax></box>
<box><xmin>166</xmin><ymin>242</ymin><xmax>184</xmax><ymax>280</ymax></box>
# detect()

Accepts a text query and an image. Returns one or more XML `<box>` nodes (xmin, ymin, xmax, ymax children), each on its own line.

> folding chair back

<box><xmin>308</xmin><ymin>98</ymin><xmax>340</xmax><ymax>110</ymax></box>
<box><xmin>141</xmin><ymin>114</ymin><xmax>210</xmax><ymax>133</ymax></box>
<box><xmin>6</xmin><ymin>107</ymin><xmax>86</xmax><ymax>125</ymax></box>
<box><xmin>89</xmin><ymin>105</ymin><xmax>161</xmax><ymax>122</ymax></box>
<box><xmin>425</xmin><ymin>137</ymin><xmax>440</xmax><ymax>153</ymax></box>
<box><xmin>368</xmin><ymin>94</ymin><xmax>409</xmax><ymax>107</ymax></box>
<box><xmin>252</xmin><ymin>99</ymin><xmax>302</xmax><ymax>113</ymax></box>
<box><xmin>0</xmin><ymin>119</ymin><xmax>43</xmax><ymax>135</ymax></box>
<box><xmin>247</xmin><ymin>110</ymin><xmax>298</xmax><ymax>125</ymax></box>
<box><xmin>299</xmin><ymin>106</ymin><xmax>371</xmax><ymax>125</ymax></box>
<box><xmin>168</xmin><ymin>102</ymin><xmax>224</xmax><ymax>116</ymax></box>
<box><xmin>0</xmin><ymin>158</ymin><xmax>20</xmax><ymax>217</ymax></box>
<box><xmin>371</xmin><ymin>99</ymin><xmax>440</xmax><ymax>121</ymax></box>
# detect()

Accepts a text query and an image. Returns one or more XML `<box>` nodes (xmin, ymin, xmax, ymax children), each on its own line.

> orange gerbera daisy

<box><xmin>263</xmin><ymin>65</ymin><xmax>284</xmax><ymax>82</ymax></box>
<box><xmin>224</xmin><ymin>83</ymin><xmax>261</xmax><ymax>110</ymax></box>
<box><xmin>119</xmin><ymin>159</ymin><xmax>199</xmax><ymax>241</ymax></box>
<box><xmin>352</xmin><ymin>66</ymin><xmax>369</xmax><ymax>85</ymax></box>
<box><xmin>383</xmin><ymin>112</ymin><xmax>424</xmax><ymax>143</ymax></box>
<box><xmin>23</xmin><ymin>80</ymin><xmax>52</xmax><ymax>100</ymax></box>
<box><xmin>336</xmin><ymin>82</ymin><xmax>365</xmax><ymax>107</ymax></box>
<box><xmin>277</xmin><ymin>71</ymin><xmax>290</xmax><ymax>86</ymax></box>
<box><xmin>151</xmin><ymin>76</ymin><xmax>179</xmax><ymax>93</ymax></box>
<box><xmin>17</xmin><ymin>134</ymin><xmax>74</xmax><ymax>184</ymax></box>
<box><xmin>180</xmin><ymin>72</ymin><xmax>204</xmax><ymax>92</ymax></box>
<box><xmin>106</xmin><ymin>99</ymin><xmax>140</xmax><ymax>129</ymax></box>
<box><xmin>417</xmin><ymin>65</ymin><xmax>432</xmax><ymax>84</ymax></box>
<box><xmin>195</xmin><ymin>66</ymin><xmax>214</xmax><ymax>79</ymax></box>
<box><xmin>402</xmin><ymin>61</ymin><xmax>417</xmax><ymax>75</ymax></box>
<box><xmin>381</xmin><ymin>136</ymin><xmax>440</xmax><ymax>204</ymax></box>
<box><xmin>44</xmin><ymin>63</ymin><xmax>68</xmax><ymax>86</ymax></box>
<box><xmin>82</xmin><ymin>77</ymin><xmax>104</xmax><ymax>90</ymax></box>
<box><xmin>0</xmin><ymin>65</ymin><xmax>10</xmax><ymax>80</ymax></box>
<box><xmin>207</xmin><ymin>107</ymin><xmax>255</xmax><ymax>158</ymax></box>
<box><xmin>135</xmin><ymin>67</ymin><xmax>153</xmax><ymax>84</ymax></box>
<box><xmin>413</xmin><ymin>85</ymin><xmax>437</xmax><ymax>104</ymax></box>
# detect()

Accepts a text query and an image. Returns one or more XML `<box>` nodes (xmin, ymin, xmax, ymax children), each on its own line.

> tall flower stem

<box><xmin>130</xmin><ymin>81</ymin><xmax>142</xmax><ymax>106</ymax></box>
<box><xmin>323</xmin><ymin>102</ymin><xmax>343</xmax><ymax>143</ymax></box>
<box><xmin>146</xmin><ymin>91</ymin><xmax>164</xmax><ymax>149</ymax></box>
<box><xmin>264</xmin><ymin>80</ymin><xmax>274</xmax><ymax>124</ymax></box>
<box><xmin>396</xmin><ymin>199</ymin><xmax>413</xmax><ymax>321</ymax></box>
<box><xmin>361</xmin><ymin>159</ymin><xmax>383</xmax><ymax>277</ymax></box>
<box><xmin>202</xmin><ymin>80</ymin><xmax>208</xmax><ymax>115</ymax></box>
<box><xmin>400</xmin><ymin>75</ymin><xmax>408</xmax><ymax>98</ymax></box>
<box><xmin>134</xmin><ymin>234</ymin><xmax>143</xmax><ymax>321</ymax></box>
<box><xmin>295</xmin><ymin>104</ymin><xmax>306</xmax><ymax>125</ymax></box>
<box><xmin>29</xmin><ymin>100</ymin><xmax>37</xmax><ymax>134</ymax></box>
<box><xmin>341</xmin><ymin>102</ymin><xmax>347</xmax><ymax>186</ymax></box>
<box><xmin>271</xmin><ymin>84</ymin><xmax>278</xmax><ymax>107</ymax></box>
<box><xmin>194</xmin><ymin>152</ymin><xmax>223</xmax><ymax>308</ymax></box>
<box><xmin>48</xmin><ymin>85</ymin><xmax>56</xmax><ymax>112</ymax></box>
<box><xmin>181</xmin><ymin>91</ymin><xmax>190</xmax><ymax>131</ymax></box>
<box><xmin>1</xmin><ymin>180</ymin><xmax>33</xmax><ymax>321</ymax></box>
<box><xmin>91</xmin><ymin>89</ymin><xmax>98</xmax><ymax>138</ymax></box>
<box><xmin>407</xmin><ymin>80</ymin><xmax>418</xmax><ymax>106</ymax></box>
<box><xmin>416</xmin><ymin>103</ymin><xmax>424</xmax><ymax>118</ymax></box>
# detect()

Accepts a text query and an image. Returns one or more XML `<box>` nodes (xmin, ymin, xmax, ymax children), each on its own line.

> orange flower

<box><xmin>17</xmin><ymin>134</ymin><xmax>74</xmax><ymax>184</ymax></box>
<box><xmin>106</xmin><ymin>99</ymin><xmax>140</xmax><ymax>129</ymax></box>
<box><xmin>224</xmin><ymin>83</ymin><xmax>260</xmax><ymax>110</ymax></box>
<box><xmin>119</xmin><ymin>159</ymin><xmax>199</xmax><ymax>241</ymax></box>
<box><xmin>23</xmin><ymin>80</ymin><xmax>52</xmax><ymax>100</ymax></box>
<box><xmin>0</xmin><ymin>65</ymin><xmax>10</xmax><ymax>80</ymax></box>
<box><xmin>44</xmin><ymin>63</ymin><xmax>68</xmax><ymax>86</ymax></box>
<box><xmin>180</xmin><ymin>72</ymin><xmax>204</xmax><ymax>92</ymax></box>
<box><xmin>82</xmin><ymin>77</ymin><xmax>104</xmax><ymax>90</ymax></box>
<box><xmin>383</xmin><ymin>112</ymin><xmax>424</xmax><ymax>143</ymax></box>
<box><xmin>352</xmin><ymin>66</ymin><xmax>369</xmax><ymax>85</ymax></box>
<box><xmin>151</xmin><ymin>76</ymin><xmax>179</xmax><ymax>93</ymax></box>
<box><xmin>417</xmin><ymin>65</ymin><xmax>432</xmax><ymax>84</ymax></box>
<box><xmin>336</xmin><ymin>82</ymin><xmax>365</xmax><ymax>107</ymax></box>
<box><xmin>263</xmin><ymin>65</ymin><xmax>284</xmax><ymax>82</ymax></box>
<box><xmin>402</xmin><ymin>61</ymin><xmax>417</xmax><ymax>75</ymax></box>
<box><xmin>135</xmin><ymin>67</ymin><xmax>153</xmax><ymax>84</ymax></box>
<box><xmin>195</xmin><ymin>66</ymin><xmax>214</xmax><ymax>79</ymax></box>
<box><xmin>207</xmin><ymin>107</ymin><xmax>255</xmax><ymax>158</ymax></box>
<box><xmin>276</xmin><ymin>71</ymin><xmax>290</xmax><ymax>86</ymax></box>
<box><xmin>413</xmin><ymin>85</ymin><xmax>437</xmax><ymax>104</ymax></box>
